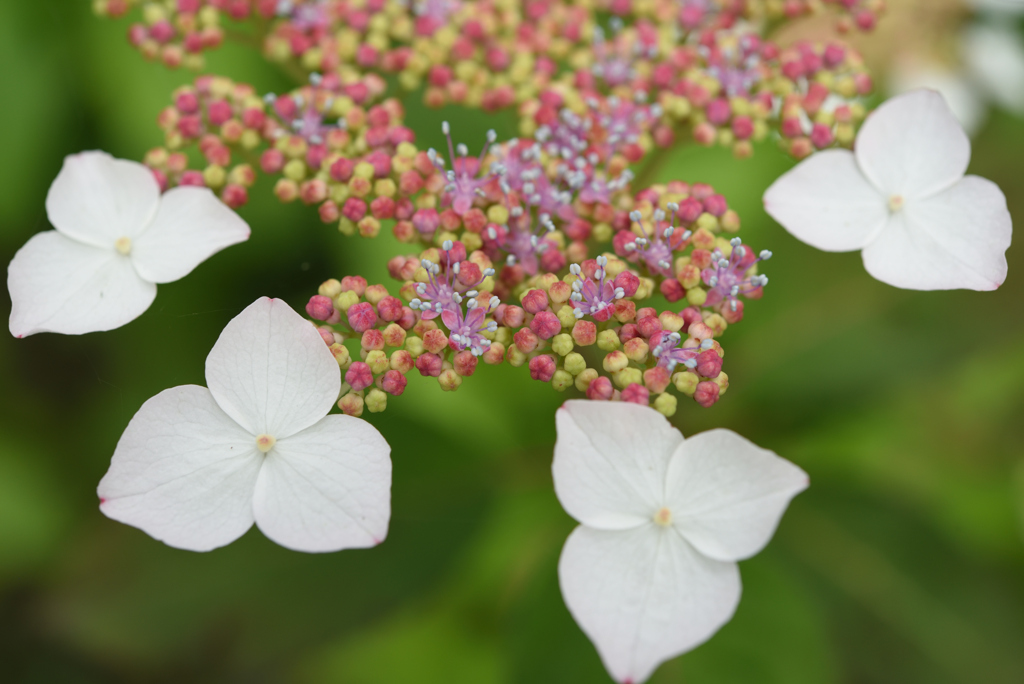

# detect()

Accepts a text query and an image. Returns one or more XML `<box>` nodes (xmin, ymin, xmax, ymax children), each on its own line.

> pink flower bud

<box><xmin>514</xmin><ymin>328</ymin><xmax>539</xmax><ymax>353</ymax></box>
<box><xmin>306</xmin><ymin>295</ymin><xmax>337</xmax><ymax>322</ymax></box>
<box><xmin>529</xmin><ymin>355</ymin><xmax>557</xmax><ymax>382</ymax></box>
<box><xmin>681</xmin><ymin>307</ymin><xmax>703</xmax><ymax>328</ymax></box>
<box><xmin>522</xmin><ymin>289</ymin><xmax>549</xmax><ymax>314</ymax></box>
<box><xmin>453</xmin><ymin>350</ymin><xmax>478</xmax><ymax>377</ymax></box>
<box><xmin>687</xmin><ymin>321</ymin><xmax>714</xmax><ymax>340</ymax></box>
<box><xmin>621</xmin><ymin>383</ymin><xmax>650</xmax><ymax>405</ymax></box>
<box><xmin>703</xmin><ymin>194</ymin><xmax>728</xmax><ymax>217</ymax></box>
<box><xmin>412</xmin><ymin>208</ymin><xmax>440</xmax><ymax>234</ymax></box>
<box><xmin>696</xmin><ymin>349</ymin><xmax>723</xmax><ymax>379</ymax></box>
<box><xmin>636</xmin><ymin>316</ymin><xmax>663</xmax><ymax>339</ymax></box>
<box><xmin>643</xmin><ymin>367</ymin><xmax>671</xmax><ymax>394</ymax></box>
<box><xmin>614</xmin><ymin>271</ymin><xmax>640</xmax><ymax>297</ymax></box>
<box><xmin>586</xmin><ymin>376</ymin><xmax>614</xmax><ymax>400</ymax></box>
<box><xmin>619</xmin><ymin>323</ymin><xmax>639</xmax><ymax>344</ymax></box>
<box><xmin>347</xmin><ymin>302</ymin><xmax>377</xmax><ymax>332</ymax></box>
<box><xmin>415</xmin><ymin>352</ymin><xmax>443</xmax><ymax>377</ymax></box>
<box><xmin>572</xmin><ymin>320</ymin><xmax>597</xmax><ymax>346</ymax></box>
<box><xmin>503</xmin><ymin>305</ymin><xmax>525</xmax><ymax>329</ymax></box>
<box><xmin>694</xmin><ymin>381</ymin><xmax>720</xmax><ymax>407</ymax></box>
<box><xmin>377</xmin><ymin>296</ymin><xmax>404</xmax><ymax>322</ymax></box>
<box><xmin>660</xmin><ymin>278</ymin><xmax>685</xmax><ymax>302</ymax></box>
<box><xmin>341</xmin><ymin>275</ymin><xmax>367</xmax><ymax>296</ymax></box>
<box><xmin>530</xmin><ymin>311</ymin><xmax>561</xmax><ymax>340</ymax></box>
<box><xmin>361</xmin><ymin>329</ymin><xmax>385</xmax><ymax>351</ymax></box>
<box><xmin>345</xmin><ymin>362</ymin><xmax>374</xmax><ymax>391</ymax></box>
<box><xmin>422</xmin><ymin>328</ymin><xmax>449</xmax><ymax>354</ymax></box>
<box><xmin>379</xmin><ymin>369</ymin><xmax>408</xmax><ymax>396</ymax></box>
<box><xmin>457</xmin><ymin>261</ymin><xmax>482</xmax><ymax>287</ymax></box>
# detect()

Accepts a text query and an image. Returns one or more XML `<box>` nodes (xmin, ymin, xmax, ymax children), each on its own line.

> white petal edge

<box><xmin>559</xmin><ymin>525</ymin><xmax>740</xmax><ymax>684</ymax></box>
<box><xmin>98</xmin><ymin>385</ymin><xmax>262</xmax><ymax>552</ymax></box>
<box><xmin>8</xmin><ymin>231</ymin><xmax>156</xmax><ymax>337</ymax></box>
<box><xmin>888</xmin><ymin>63</ymin><xmax>986</xmax><ymax>135</ymax></box>
<box><xmin>553</xmin><ymin>401</ymin><xmax>684</xmax><ymax>530</ymax></box>
<box><xmin>664</xmin><ymin>429</ymin><xmax>808</xmax><ymax>563</ymax></box>
<box><xmin>862</xmin><ymin>176</ymin><xmax>1011</xmax><ymax>290</ymax></box>
<box><xmin>252</xmin><ymin>415</ymin><xmax>392</xmax><ymax>552</ymax></box>
<box><xmin>205</xmin><ymin>297</ymin><xmax>341</xmax><ymax>437</ymax></box>
<box><xmin>763</xmin><ymin>149</ymin><xmax>889</xmax><ymax>252</ymax></box>
<box><xmin>131</xmin><ymin>186</ymin><xmax>251</xmax><ymax>284</ymax></box>
<box><xmin>855</xmin><ymin>89</ymin><xmax>971</xmax><ymax>200</ymax></box>
<box><xmin>45</xmin><ymin>151</ymin><xmax>160</xmax><ymax>249</ymax></box>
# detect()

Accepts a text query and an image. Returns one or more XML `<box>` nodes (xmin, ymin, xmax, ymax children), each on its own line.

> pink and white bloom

<box><xmin>553</xmin><ymin>401</ymin><xmax>807</xmax><ymax>684</ymax></box>
<box><xmin>8</xmin><ymin>151</ymin><xmax>250</xmax><ymax>337</ymax></box>
<box><xmin>98</xmin><ymin>297</ymin><xmax>391</xmax><ymax>553</ymax></box>
<box><xmin>763</xmin><ymin>90</ymin><xmax>1012</xmax><ymax>291</ymax></box>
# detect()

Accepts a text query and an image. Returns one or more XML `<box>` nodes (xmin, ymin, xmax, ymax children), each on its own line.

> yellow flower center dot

<box><xmin>256</xmin><ymin>434</ymin><xmax>276</xmax><ymax>453</ymax></box>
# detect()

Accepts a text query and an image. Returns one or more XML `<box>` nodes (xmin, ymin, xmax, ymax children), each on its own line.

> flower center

<box><xmin>114</xmin><ymin>236</ymin><xmax>132</xmax><ymax>255</ymax></box>
<box><xmin>255</xmin><ymin>434</ymin><xmax>276</xmax><ymax>453</ymax></box>
<box><xmin>653</xmin><ymin>507</ymin><xmax>673</xmax><ymax>527</ymax></box>
<box><xmin>888</xmin><ymin>195</ymin><xmax>905</xmax><ymax>212</ymax></box>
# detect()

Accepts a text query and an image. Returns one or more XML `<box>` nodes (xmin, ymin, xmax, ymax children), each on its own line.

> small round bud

<box><xmin>345</xmin><ymin>362</ymin><xmax>374</xmax><ymax>391</ymax></box>
<box><xmin>338</xmin><ymin>392</ymin><xmax>364</xmax><ymax>417</ymax></box>
<box><xmin>529</xmin><ymin>354</ymin><xmax>557</xmax><ymax>382</ymax></box>
<box><xmin>365</xmin><ymin>388</ymin><xmax>388</xmax><ymax>413</ymax></box>
<box><xmin>438</xmin><ymin>368</ymin><xmax>462</xmax><ymax>391</ymax></box>
<box><xmin>346</xmin><ymin>302</ymin><xmax>377</xmax><ymax>333</ymax></box>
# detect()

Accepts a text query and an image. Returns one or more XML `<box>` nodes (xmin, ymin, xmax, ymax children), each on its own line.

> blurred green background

<box><xmin>2</xmin><ymin>1</ymin><xmax>1023</xmax><ymax>682</ymax></box>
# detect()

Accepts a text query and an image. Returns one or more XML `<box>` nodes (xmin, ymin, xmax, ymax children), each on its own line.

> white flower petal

<box><xmin>763</xmin><ymin>149</ymin><xmax>889</xmax><ymax>252</ymax></box>
<box><xmin>131</xmin><ymin>186</ymin><xmax>250</xmax><ymax>284</ymax></box>
<box><xmin>964</xmin><ymin>23</ymin><xmax>1024</xmax><ymax>115</ymax></box>
<box><xmin>888</xmin><ymin>63</ymin><xmax>986</xmax><ymax>135</ymax></box>
<box><xmin>45</xmin><ymin>151</ymin><xmax>160</xmax><ymax>249</ymax></box>
<box><xmin>252</xmin><ymin>415</ymin><xmax>391</xmax><ymax>552</ymax></box>
<box><xmin>98</xmin><ymin>385</ymin><xmax>262</xmax><ymax>552</ymax></box>
<box><xmin>205</xmin><ymin>297</ymin><xmax>341</xmax><ymax>437</ymax></box>
<box><xmin>855</xmin><ymin>90</ymin><xmax>971</xmax><ymax>200</ymax></box>
<box><xmin>553</xmin><ymin>401</ymin><xmax>683</xmax><ymax>530</ymax></box>
<box><xmin>863</xmin><ymin>176</ymin><xmax>1011</xmax><ymax>290</ymax></box>
<box><xmin>664</xmin><ymin>429</ymin><xmax>808</xmax><ymax>563</ymax></box>
<box><xmin>559</xmin><ymin>525</ymin><xmax>740</xmax><ymax>684</ymax></box>
<box><xmin>8</xmin><ymin>231</ymin><xmax>156</xmax><ymax>337</ymax></box>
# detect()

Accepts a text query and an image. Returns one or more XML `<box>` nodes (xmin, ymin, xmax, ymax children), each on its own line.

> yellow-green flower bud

<box><xmin>334</xmin><ymin>290</ymin><xmax>360</xmax><ymax>312</ymax></box>
<box><xmin>365</xmin><ymin>388</ymin><xmax>388</xmax><ymax>413</ymax></box>
<box><xmin>552</xmin><ymin>333</ymin><xmax>574</xmax><ymax>356</ymax></box>
<box><xmin>654</xmin><ymin>392</ymin><xmax>678</xmax><ymax>417</ymax></box>
<box><xmin>551</xmin><ymin>370</ymin><xmax>573</xmax><ymax>392</ymax></box>
<box><xmin>438</xmin><ymin>368</ymin><xmax>462</xmax><ymax>391</ymax></box>
<box><xmin>672</xmin><ymin>371</ymin><xmax>699</xmax><ymax>395</ymax></box>
<box><xmin>597</xmin><ymin>329</ymin><xmax>621</xmax><ymax>351</ymax></box>
<box><xmin>405</xmin><ymin>335</ymin><xmax>424</xmax><ymax>357</ymax></box>
<box><xmin>366</xmin><ymin>350</ymin><xmax>389</xmax><ymax>375</ymax></box>
<box><xmin>563</xmin><ymin>352</ymin><xmax>587</xmax><ymax>376</ymax></box>
<box><xmin>575</xmin><ymin>368</ymin><xmax>598</xmax><ymax>392</ymax></box>
<box><xmin>613</xmin><ymin>367</ymin><xmax>642</xmax><ymax>388</ymax></box>
<box><xmin>603</xmin><ymin>350</ymin><xmax>629</xmax><ymax>373</ymax></box>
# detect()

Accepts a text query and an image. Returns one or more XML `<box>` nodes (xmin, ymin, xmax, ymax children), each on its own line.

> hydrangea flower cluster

<box><xmin>6</xmin><ymin>3</ymin><xmax>1015</xmax><ymax>683</ymax></box>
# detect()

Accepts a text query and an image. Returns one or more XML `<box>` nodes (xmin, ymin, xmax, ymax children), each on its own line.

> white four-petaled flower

<box><xmin>8</xmin><ymin>151</ymin><xmax>250</xmax><ymax>337</ymax></box>
<box><xmin>764</xmin><ymin>90</ymin><xmax>1012</xmax><ymax>291</ymax></box>
<box><xmin>553</xmin><ymin>401</ymin><xmax>807</xmax><ymax>684</ymax></box>
<box><xmin>98</xmin><ymin>297</ymin><xmax>392</xmax><ymax>553</ymax></box>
